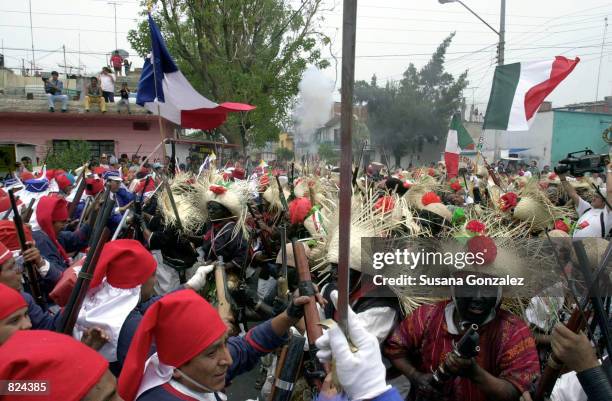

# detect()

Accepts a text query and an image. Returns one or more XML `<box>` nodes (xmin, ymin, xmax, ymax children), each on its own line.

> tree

<box><xmin>318</xmin><ymin>142</ymin><xmax>339</xmax><ymax>164</ymax></box>
<box><xmin>355</xmin><ymin>33</ymin><xmax>468</xmax><ymax>166</ymax></box>
<box><xmin>128</xmin><ymin>0</ymin><xmax>330</xmax><ymax>151</ymax></box>
<box><xmin>46</xmin><ymin>141</ymin><xmax>91</xmax><ymax>171</ymax></box>
<box><xmin>276</xmin><ymin>147</ymin><xmax>294</xmax><ymax>162</ymax></box>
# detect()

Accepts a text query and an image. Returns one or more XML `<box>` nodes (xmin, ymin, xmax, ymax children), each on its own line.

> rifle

<box><xmin>246</xmin><ymin>202</ymin><xmax>274</xmax><ymax>258</ymax></box>
<box><xmin>481</xmin><ymin>155</ymin><xmax>502</xmax><ymax>188</ymax></box>
<box><xmin>8</xmin><ymin>189</ymin><xmax>46</xmax><ymax>310</ymax></box>
<box><xmin>275</xmin><ymin>175</ymin><xmax>289</xmax><ymax>214</ymax></box>
<box><xmin>67</xmin><ymin>167</ymin><xmax>87</xmax><ymax>218</ymax></box>
<box><xmin>133</xmin><ymin>176</ymin><xmax>151</xmax><ymax>243</ymax></box>
<box><xmin>276</xmin><ymin>226</ymin><xmax>289</xmax><ymax>303</ymax></box>
<box><xmin>214</xmin><ymin>256</ymin><xmax>234</xmax><ymax>327</ymax></box>
<box><xmin>269</xmin><ymin>334</ymin><xmax>306</xmax><ymax>401</ymax></box>
<box><xmin>292</xmin><ymin>238</ymin><xmax>326</xmax><ymax>390</ymax></box>
<box><xmin>431</xmin><ymin>323</ymin><xmax>480</xmax><ymax>388</ymax></box>
<box><xmin>111</xmin><ymin>209</ymin><xmax>130</xmax><ymax>241</ymax></box>
<box><xmin>58</xmin><ymin>186</ymin><xmax>114</xmax><ymax>334</ymax></box>
<box><xmin>288</xmin><ymin>163</ymin><xmax>295</xmax><ymax>202</ymax></box>
<box><xmin>352</xmin><ymin>140</ymin><xmax>367</xmax><ymax>188</ymax></box>
<box><xmin>21</xmin><ymin>198</ymin><xmax>36</xmax><ymax>224</ymax></box>
<box><xmin>534</xmin><ymin>238</ymin><xmax>612</xmax><ymax>400</ymax></box>
<box><xmin>163</xmin><ymin>178</ymin><xmax>183</xmax><ymax>232</ymax></box>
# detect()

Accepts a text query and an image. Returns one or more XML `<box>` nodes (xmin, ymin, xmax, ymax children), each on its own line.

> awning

<box><xmin>508</xmin><ymin>148</ymin><xmax>530</xmax><ymax>153</ymax></box>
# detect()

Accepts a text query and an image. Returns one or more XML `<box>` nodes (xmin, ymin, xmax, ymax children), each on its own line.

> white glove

<box><xmin>186</xmin><ymin>264</ymin><xmax>214</xmax><ymax>291</ymax></box>
<box><xmin>315</xmin><ymin>292</ymin><xmax>390</xmax><ymax>400</ymax></box>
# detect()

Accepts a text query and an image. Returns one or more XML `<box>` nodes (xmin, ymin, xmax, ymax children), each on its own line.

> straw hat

<box><xmin>513</xmin><ymin>195</ymin><xmax>554</xmax><ymax>231</ymax></box>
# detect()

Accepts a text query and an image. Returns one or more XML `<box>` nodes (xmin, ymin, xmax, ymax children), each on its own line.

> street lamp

<box><xmin>438</xmin><ymin>0</ymin><xmax>505</xmax><ymax>66</ymax></box>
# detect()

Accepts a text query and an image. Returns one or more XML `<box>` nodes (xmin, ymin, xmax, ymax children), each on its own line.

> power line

<box><xmin>0</xmin><ymin>8</ymin><xmax>140</xmax><ymax>21</ymax></box>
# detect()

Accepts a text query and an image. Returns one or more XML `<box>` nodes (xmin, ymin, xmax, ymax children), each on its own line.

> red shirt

<box><xmin>384</xmin><ymin>301</ymin><xmax>540</xmax><ymax>401</ymax></box>
<box><xmin>111</xmin><ymin>54</ymin><xmax>123</xmax><ymax>68</ymax></box>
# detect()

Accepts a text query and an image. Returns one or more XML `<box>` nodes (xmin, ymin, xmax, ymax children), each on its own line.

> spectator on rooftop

<box><xmin>117</xmin><ymin>82</ymin><xmax>131</xmax><ymax>114</ymax></box>
<box><xmin>123</xmin><ymin>58</ymin><xmax>131</xmax><ymax>75</ymax></box>
<box><xmin>84</xmin><ymin>77</ymin><xmax>106</xmax><ymax>113</ymax></box>
<box><xmin>44</xmin><ymin>71</ymin><xmax>68</xmax><ymax>113</ymax></box>
<box><xmin>98</xmin><ymin>67</ymin><xmax>115</xmax><ymax>104</ymax></box>
<box><xmin>110</xmin><ymin>51</ymin><xmax>123</xmax><ymax>77</ymax></box>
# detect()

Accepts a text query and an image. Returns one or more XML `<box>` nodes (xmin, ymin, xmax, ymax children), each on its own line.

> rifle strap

<box><xmin>274</xmin><ymin>378</ymin><xmax>294</xmax><ymax>391</ymax></box>
<box><xmin>298</xmin><ymin>280</ymin><xmax>315</xmax><ymax>297</ymax></box>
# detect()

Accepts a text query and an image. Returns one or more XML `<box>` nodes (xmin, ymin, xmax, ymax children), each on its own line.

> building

<box><xmin>0</xmin><ymin>68</ymin><xmax>237</xmax><ymax>174</ymax></box>
<box><xmin>278</xmin><ymin>132</ymin><xmax>294</xmax><ymax>151</ymax></box>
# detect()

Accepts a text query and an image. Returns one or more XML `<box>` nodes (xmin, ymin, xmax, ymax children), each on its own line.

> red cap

<box><xmin>93</xmin><ymin>166</ymin><xmax>107</xmax><ymax>176</ymax></box>
<box><xmin>421</xmin><ymin>192</ymin><xmax>441</xmax><ymax>206</ymax></box>
<box><xmin>0</xmin><ymin>221</ymin><xmax>33</xmax><ymax>251</ymax></box>
<box><xmin>118</xmin><ymin>290</ymin><xmax>227</xmax><ymax>401</ymax></box>
<box><xmin>0</xmin><ymin>240</ymin><xmax>12</xmax><ymax>265</ymax></box>
<box><xmin>134</xmin><ymin>178</ymin><xmax>155</xmax><ymax>194</ymax></box>
<box><xmin>232</xmin><ymin>167</ymin><xmax>246</xmax><ymax>180</ymax></box>
<box><xmin>20</xmin><ymin>171</ymin><xmax>35</xmax><ymax>181</ymax></box>
<box><xmin>0</xmin><ymin>283</ymin><xmax>27</xmax><ymax>320</ymax></box>
<box><xmin>258</xmin><ymin>174</ymin><xmax>270</xmax><ymax>190</ymax></box>
<box><xmin>86</xmin><ymin>177</ymin><xmax>104</xmax><ymax>196</ymax></box>
<box><xmin>288</xmin><ymin>197</ymin><xmax>312</xmax><ymax>225</ymax></box>
<box><xmin>55</xmin><ymin>174</ymin><xmax>72</xmax><ymax>191</ymax></box>
<box><xmin>91</xmin><ymin>240</ymin><xmax>156</xmax><ymax>289</ymax></box>
<box><xmin>36</xmin><ymin>196</ymin><xmax>69</xmax><ymax>262</ymax></box>
<box><xmin>0</xmin><ymin>330</ymin><xmax>108</xmax><ymax>401</ymax></box>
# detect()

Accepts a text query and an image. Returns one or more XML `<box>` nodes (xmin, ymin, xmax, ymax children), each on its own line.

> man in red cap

<box><xmin>0</xmin><ymin>330</ymin><xmax>121</xmax><ymax>401</ymax></box>
<box><xmin>0</xmin><ymin>282</ymin><xmax>30</xmax><ymax>344</ymax></box>
<box><xmin>54</xmin><ymin>173</ymin><xmax>75</xmax><ymax>197</ymax></box>
<box><xmin>32</xmin><ymin>195</ymin><xmax>92</xmax><ymax>286</ymax></box>
<box><xmin>118</xmin><ymin>289</ymin><xmax>317</xmax><ymax>401</ymax></box>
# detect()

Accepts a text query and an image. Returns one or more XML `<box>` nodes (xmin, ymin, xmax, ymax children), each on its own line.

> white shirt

<box><xmin>573</xmin><ymin>198</ymin><xmax>612</xmax><ymax>238</ymax></box>
<box><xmin>99</xmin><ymin>73</ymin><xmax>115</xmax><ymax>92</ymax></box>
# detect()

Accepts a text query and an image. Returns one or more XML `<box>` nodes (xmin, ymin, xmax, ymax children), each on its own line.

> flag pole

<box><xmin>147</xmin><ymin>3</ymin><xmax>168</xmax><ymax>160</ymax></box>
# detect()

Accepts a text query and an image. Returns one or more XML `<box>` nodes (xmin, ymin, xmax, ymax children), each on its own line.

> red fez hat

<box><xmin>55</xmin><ymin>174</ymin><xmax>72</xmax><ymax>191</ymax></box>
<box><xmin>288</xmin><ymin>197</ymin><xmax>312</xmax><ymax>225</ymax></box>
<box><xmin>36</xmin><ymin>196</ymin><xmax>70</xmax><ymax>262</ymax></box>
<box><xmin>118</xmin><ymin>290</ymin><xmax>227</xmax><ymax>401</ymax></box>
<box><xmin>0</xmin><ymin>188</ymin><xmax>21</xmax><ymax>213</ymax></box>
<box><xmin>0</xmin><ymin>221</ymin><xmax>33</xmax><ymax>251</ymax></box>
<box><xmin>91</xmin><ymin>240</ymin><xmax>156</xmax><ymax>289</ymax></box>
<box><xmin>86</xmin><ymin>177</ymin><xmax>104</xmax><ymax>196</ymax></box>
<box><xmin>93</xmin><ymin>166</ymin><xmax>107</xmax><ymax>176</ymax></box>
<box><xmin>0</xmin><ymin>240</ymin><xmax>12</xmax><ymax>265</ymax></box>
<box><xmin>0</xmin><ymin>330</ymin><xmax>108</xmax><ymax>401</ymax></box>
<box><xmin>0</xmin><ymin>283</ymin><xmax>27</xmax><ymax>320</ymax></box>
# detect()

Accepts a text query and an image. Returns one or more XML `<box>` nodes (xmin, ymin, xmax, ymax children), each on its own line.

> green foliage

<box><xmin>354</xmin><ymin>33</ymin><xmax>468</xmax><ymax>166</ymax></box>
<box><xmin>276</xmin><ymin>147</ymin><xmax>294</xmax><ymax>162</ymax></box>
<box><xmin>128</xmin><ymin>0</ymin><xmax>330</xmax><ymax>150</ymax></box>
<box><xmin>318</xmin><ymin>142</ymin><xmax>339</xmax><ymax>164</ymax></box>
<box><xmin>46</xmin><ymin>141</ymin><xmax>91</xmax><ymax>171</ymax></box>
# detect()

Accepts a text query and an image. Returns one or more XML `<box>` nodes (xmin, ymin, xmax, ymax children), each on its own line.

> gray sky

<box><xmin>1</xmin><ymin>0</ymin><xmax>610</xmax><ymax>111</ymax></box>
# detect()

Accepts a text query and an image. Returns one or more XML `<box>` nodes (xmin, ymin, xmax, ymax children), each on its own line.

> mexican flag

<box><xmin>483</xmin><ymin>56</ymin><xmax>580</xmax><ymax>131</ymax></box>
<box><xmin>444</xmin><ymin>114</ymin><xmax>474</xmax><ymax>178</ymax></box>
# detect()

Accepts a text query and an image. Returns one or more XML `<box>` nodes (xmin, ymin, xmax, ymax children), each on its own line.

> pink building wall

<box><xmin>0</xmin><ymin>112</ymin><xmax>175</xmax><ymax>162</ymax></box>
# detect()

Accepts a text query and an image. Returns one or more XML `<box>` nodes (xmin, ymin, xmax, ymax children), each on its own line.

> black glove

<box><xmin>285</xmin><ymin>295</ymin><xmax>305</xmax><ymax>320</ymax></box>
<box><xmin>232</xmin><ymin>284</ymin><xmax>258</xmax><ymax>309</ymax></box>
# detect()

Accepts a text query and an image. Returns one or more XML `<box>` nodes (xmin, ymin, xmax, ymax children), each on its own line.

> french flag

<box><xmin>137</xmin><ymin>14</ymin><xmax>255</xmax><ymax>129</ymax></box>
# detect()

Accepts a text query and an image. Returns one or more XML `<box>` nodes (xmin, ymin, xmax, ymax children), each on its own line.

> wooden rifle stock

<box><xmin>292</xmin><ymin>238</ymin><xmax>326</xmax><ymax>390</ymax></box>
<box><xmin>59</xmin><ymin>187</ymin><xmax>114</xmax><ymax>334</ymax></box>
<box><xmin>21</xmin><ymin>198</ymin><xmax>36</xmax><ymax>224</ymax></box>
<box><xmin>533</xmin><ymin>308</ymin><xmax>588</xmax><ymax>401</ymax></box>
<box><xmin>8</xmin><ymin>189</ymin><xmax>46</xmax><ymax>309</ymax></box>
<box><xmin>246</xmin><ymin>203</ymin><xmax>274</xmax><ymax>257</ymax></box>
<box><xmin>277</xmin><ymin>226</ymin><xmax>289</xmax><ymax>302</ymax></box>
<box><xmin>68</xmin><ymin>168</ymin><xmax>87</xmax><ymax>218</ymax></box>
<box><xmin>269</xmin><ymin>334</ymin><xmax>306</xmax><ymax>401</ymax></box>
<box><xmin>214</xmin><ymin>256</ymin><xmax>233</xmax><ymax>323</ymax></box>
<box><xmin>481</xmin><ymin>155</ymin><xmax>502</xmax><ymax>188</ymax></box>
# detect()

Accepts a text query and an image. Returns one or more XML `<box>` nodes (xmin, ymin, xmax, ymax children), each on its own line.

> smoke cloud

<box><xmin>294</xmin><ymin>67</ymin><xmax>335</xmax><ymax>153</ymax></box>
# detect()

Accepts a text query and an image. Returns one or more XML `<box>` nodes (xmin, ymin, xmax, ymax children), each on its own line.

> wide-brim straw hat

<box><xmin>513</xmin><ymin>195</ymin><xmax>553</xmax><ymax>231</ymax></box>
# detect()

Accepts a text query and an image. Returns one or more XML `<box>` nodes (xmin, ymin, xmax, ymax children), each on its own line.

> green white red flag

<box><xmin>483</xmin><ymin>56</ymin><xmax>580</xmax><ymax>131</ymax></box>
<box><xmin>444</xmin><ymin>114</ymin><xmax>474</xmax><ymax>178</ymax></box>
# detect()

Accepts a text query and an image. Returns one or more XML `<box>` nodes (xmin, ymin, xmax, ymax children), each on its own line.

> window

<box><xmin>333</xmin><ymin>128</ymin><xmax>340</xmax><ymax>145</ymax></box>
<box><xmin>52</xmin><ymin>140</ymin><xmax>115</xmax><ymax>159</ymax></box>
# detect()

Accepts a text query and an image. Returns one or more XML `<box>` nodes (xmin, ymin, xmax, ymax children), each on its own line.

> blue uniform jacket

<box><xmin>136</xmin><ymin>320</ymin><xmax>288</xmax><ymax>400</ymax></box>
<box><xmin>22</xmin><ymin>291</ymin><xmax>62</xmax><ymax>331</ymax></box>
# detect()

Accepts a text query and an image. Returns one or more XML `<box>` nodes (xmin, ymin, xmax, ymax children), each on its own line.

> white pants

<box><xmin>152</xmin><ymin>250</ymin><xmax>197</xmax><ymax>295</ymax></box>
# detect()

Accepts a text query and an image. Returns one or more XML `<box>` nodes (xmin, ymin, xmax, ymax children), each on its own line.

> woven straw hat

<box><xmin>513</xmin><ymin>195</ymin><xmax>553</xmax><ymax>231</ymax></box>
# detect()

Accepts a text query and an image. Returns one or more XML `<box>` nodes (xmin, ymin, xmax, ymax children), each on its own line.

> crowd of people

<box><xmin>45</xmin><ymin>64</ymin><xmax>133</xmax><ymax>114</ymax></box>
<box><xmin>0</xmin><ymin>152</ymin><xmax>610</xmax><ymax>401</ymax></box>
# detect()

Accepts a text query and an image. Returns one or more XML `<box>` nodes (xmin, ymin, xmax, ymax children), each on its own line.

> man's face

<box><xmin>63</xmin><ymin>185</ymin><xmax>74</xmax><ymax>196</ymax></box>
<box><xmin>22</xmin><ymin>159</ymin><xmax>31</xmax><ymax>168</ymax></box>
<box><xmin>453</xmin><ymin>283</ymin><xmax>499</xmax><ymax>325</ymax></box>
<box><xmin>0</xmin><ymin>258</ymin><xmax>22</xmax><ymax>291</ymax></box>
<box><xmin>82</xmin><ymin>370</ymin><xmax>121</xmax><ymax>401</ymax></box>
<box><xmin>175</xmin><ymin>334</ymin><xmax>232</xmax><ymax>392</ymax></box>
<box><xmin>53</xmin><ymin>219</ymin><xmax>68</xmax><ymax>236</ymax></box>
<box><xmin>109</xmin><ymin>180</ymin><xmax>120</xmax><ymax>193</ymax></box>
<box><xmin>51</xmin><ymin>73</ymin><xmax>58</xmax><ymax>81</ymax></box>
<box><xmin>140</xmin><ymin>272</ymin><xmax>156</xmax><ymax>303</ymax></box>
<box><xmin>0</xmin><ymin>307</ymin><xmax>31</xmax><ymax>345</ymax></box>
<box><xmin>592</xmin><ymin>194</ymin><xmax>605</xmax><ymax>209</ymax></box>
<box><xmin>207</xmin><ymin>201</ymin><xmax>231</xmax><ymax>221</ymax></box>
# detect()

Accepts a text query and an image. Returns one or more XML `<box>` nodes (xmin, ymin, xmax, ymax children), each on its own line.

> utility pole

<box><xmin>595</xmin><ymin>17</ymin><xmax>608</xmax><ymax>102</ymax></box>
<box><xmin>63</xmin><ymin>45</ymin><xmax>67</xmax><ymax>76</ymax></box>
<box><xmin>28</xmin><ymin>0</ymin><xmax>35</xmax><ymax>74</ymax></box>
<box><xmin>108</xmin><ymin>1</ymin><xmax>120</xmax><ymax>51</ymax></box>
<box><xmin>498</xmin><ymin>0</ymin><xmax>505</xmax><ymax>66</ymax></box>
